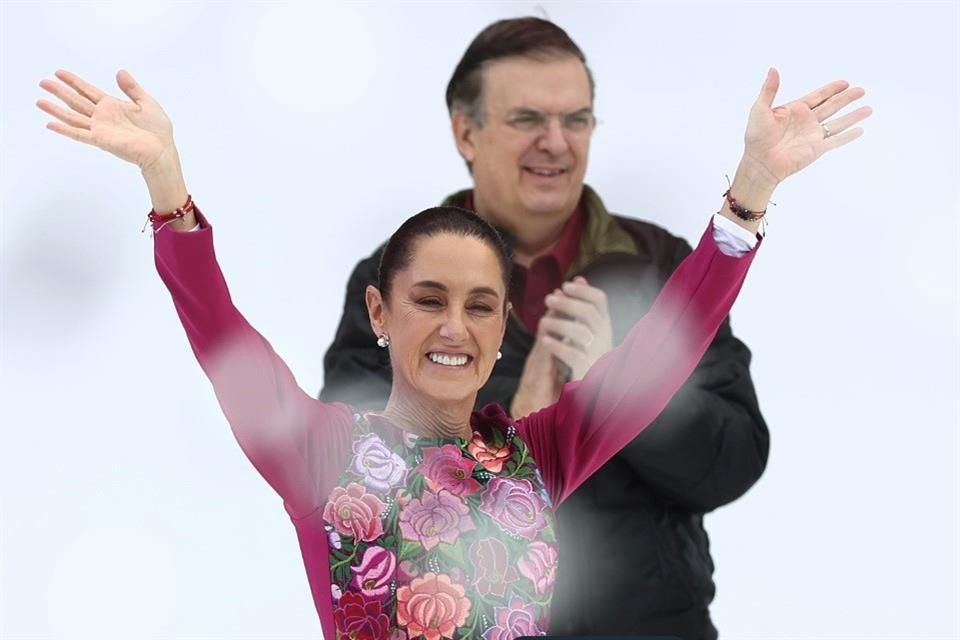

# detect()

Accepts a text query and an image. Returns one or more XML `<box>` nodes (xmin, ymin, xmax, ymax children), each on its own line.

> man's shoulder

<box><xmin>579</xmin><ymin>186</ymin><xmax>692</xmax><ymax>262</ymax></box>
<box><xmin>345</xmin><ymin>243</ymin><xmax>387</xmax><ymax>287</ymax></box>
<box><xmin>608</xmin><ymin>212</ymin><xmax>692</xmax><ymax>255</ymax></box>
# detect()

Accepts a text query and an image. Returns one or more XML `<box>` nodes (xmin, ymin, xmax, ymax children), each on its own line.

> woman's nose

<box><xmin>438</xmin><ymin>310</ymin><xmax>468</xmax><ymax>341</ymax></box>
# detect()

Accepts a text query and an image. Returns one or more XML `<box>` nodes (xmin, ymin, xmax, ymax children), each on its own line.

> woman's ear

<box><xmin>366</xmin><ymin>285</ymin><xmax>386</xmax><ymax>338</ymax></box>
<box><xmin>501</xmin><ymin>301</ymin><xmax>512</xmax><ymax>340</ymax></box>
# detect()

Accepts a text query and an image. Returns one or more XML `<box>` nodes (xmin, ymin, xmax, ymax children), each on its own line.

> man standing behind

<box><xmin>320</xmin><ymin>18</ymin><xmax>768</xmax><ymax>640</ymax></box>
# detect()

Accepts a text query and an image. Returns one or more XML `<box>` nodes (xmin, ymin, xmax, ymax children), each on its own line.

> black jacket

<box><xmin>319</xmin><ymin>188</ymin><xmax>769</xmax><ymax>640</ymax></box>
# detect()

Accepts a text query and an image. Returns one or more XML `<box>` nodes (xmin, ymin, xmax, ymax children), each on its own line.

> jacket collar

<box><xmin>441</xmin><ymin>185</ymin><xmax>638</xmax><ymax>277</ymax></box>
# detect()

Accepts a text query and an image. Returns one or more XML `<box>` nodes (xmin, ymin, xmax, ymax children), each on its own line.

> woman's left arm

<box><xmin>517</xmin><ymin>69</ymin><xmax>871</xmax><ymax>505</ymax></box>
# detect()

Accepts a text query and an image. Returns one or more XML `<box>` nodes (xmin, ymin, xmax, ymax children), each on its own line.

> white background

<box><xmin>2</xmin><ymin>1</ymin><xmax>958</xmax><ymax>639</ymax></box>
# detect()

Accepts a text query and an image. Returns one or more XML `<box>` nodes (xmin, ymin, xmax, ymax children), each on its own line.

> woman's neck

<box><xmin>381</xmin><ymin>389</ymin><xmax>475</xmax><ymax>440</ymax></box>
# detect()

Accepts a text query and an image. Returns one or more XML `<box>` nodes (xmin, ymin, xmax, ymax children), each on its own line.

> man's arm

<box><xmin>619</xmin><ymin>315</ymin><xmax>770</xmax><ymax>512</ymax></box>
<box><xmin>319</xmin><ymin>250</ymin><xmax>393</xmax><ymax>410</ymax></box>
<box><xmin>517</xmin><ymin>221</ymin><xmax>759</xmax><ymax>506</ymax></box>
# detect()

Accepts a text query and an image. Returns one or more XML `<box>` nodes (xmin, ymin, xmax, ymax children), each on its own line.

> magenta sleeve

<box><xmin>515</xmin><ymin>221</ymin><xmax>760</xmax><ymax>506</ymax></box>
<box><xmin>153</xmin><ymin>213</ymin><xmax>354</xmax><ymax>518</ymax></box>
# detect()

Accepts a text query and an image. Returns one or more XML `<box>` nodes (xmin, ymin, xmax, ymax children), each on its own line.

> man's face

<box><xmin>456</xmin><ymin>55</ymin><xmax>595</xmax><ymax>229</ymax></box>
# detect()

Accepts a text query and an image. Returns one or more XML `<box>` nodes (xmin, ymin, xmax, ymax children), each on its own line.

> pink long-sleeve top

<box><xmin>154</xmin><ymin>214</ymin><xmax>757</xmax><ymax>640</ymax></box>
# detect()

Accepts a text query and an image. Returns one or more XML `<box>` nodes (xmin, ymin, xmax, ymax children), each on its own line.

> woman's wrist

<box><xmin>141</xmin><ymin>145</ymin><xmax>195</xmax><ymax>229</ymax></box>
<box><xmin>141</xmin><ymin>145</ymin><xmax>187</xmax><ymax>210</ymax></box>
<box><xmin>718</xmin><ymin>203</ymin><xmax>763</xmax><ymax>235</ymax></box>
<box><xmin>728</xmin><ymin>156</ymin><xmax>778</xmax><ymax>211</ymax></box>
<box><xmin>718</xmin><ymin>157</ymin><xmax>778</xmax><ymax>234</ymax></box>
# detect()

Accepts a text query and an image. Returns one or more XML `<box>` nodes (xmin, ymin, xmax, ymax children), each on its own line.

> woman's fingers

<box><xmin>36</xmin><ymin>98</ymin><xmax>91</xmax><ymax>130</ymax></box>
<box><xmin>116</xmin><ymin>69</ymin><xmax>153</xmax><ymax>105</ymax></box>
<box><xmin>54</xmin><ymin>69</ymin><xmax>105</xmax><ymax>105</ymax></box>
<box><xmin>824</xmin><ymin>126</ymin><xmax>865</xmax><ymax>152</ymax></box>
<box><xmin>822</xmin><ymin>105</ymin><xmax>873</xmax><ymax>144</ymax></box>
<box><xmin>39</xmin><ymin>78</ymin><xmax>95</xmax><ymax>117</ymax></box>
<box><xmin>813</xmin><ymin>86</ymin><xmax>866</xmax><ymax>121</ymax></box>
<box><xmin>799</xmin><ymin>79</ymin><xmax>850</xmax><ymax>110</ymax></box>
<box><xmin>756</xmin><ymin>67</ymin><xmax>780</xmax><ymax>110</ymax></box>
<box><xmin>45</xmin><ymin>120</ymin><xmax>94</xmax><ymax>145</ymax></box>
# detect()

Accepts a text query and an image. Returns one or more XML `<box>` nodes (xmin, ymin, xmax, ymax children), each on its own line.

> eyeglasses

<box><xmin>504</xmin><ymin>109</ymin><xmax>597</xmax><ymax>135</ymax></box>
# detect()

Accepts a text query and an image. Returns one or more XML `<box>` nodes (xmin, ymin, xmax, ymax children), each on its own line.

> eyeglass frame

<box><xmin>500</xmin><ymin>107</ymin><xmax>598</xmax><ymax>135</ymax></box>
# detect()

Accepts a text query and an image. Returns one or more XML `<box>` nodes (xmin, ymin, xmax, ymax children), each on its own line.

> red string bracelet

<box><xmin>721</xmin><ymin>175</ymin><xmax>775</xmax><ymax>223</ymax></box>
<box><xmin>142</xmin><ymin>194</ymin><xmax>195</xmax><ymax>234</ymax></box>
<box><xmin>722</xmin><ymin>189</ymin><xmax>766</xmax><ymax>221</ymax></box>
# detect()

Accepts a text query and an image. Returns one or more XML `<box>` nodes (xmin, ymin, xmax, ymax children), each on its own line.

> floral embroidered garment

<box><xmin>326</xmin><ymin>410</ymin><xmax>557</xmax><ymax>639</ymax></box>
<box><xmin>154</xmin><ymin>213</ymin><xmax>757</xmax><ymax>640</ymax></box>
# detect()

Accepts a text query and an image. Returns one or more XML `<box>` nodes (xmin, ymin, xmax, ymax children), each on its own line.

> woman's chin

<box><xmin>414</xmin><ymin>376</ymin><xmax>478</xmax><ymax>406</ymax></box>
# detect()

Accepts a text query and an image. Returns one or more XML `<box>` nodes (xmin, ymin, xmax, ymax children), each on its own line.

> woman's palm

<box><xmin>742</xmin><ymin>68</ymin><xmax>871</xmax><ymax>185</ymax></box>
<box><xmin>89</xmin><ymin>95</ymin><xmax>172</xmax><ymax>168</ymax></box>
<box><xmin>746</xmin><ymin>102</ymin><xmax>825</xmax><ymax>182</ymax></box>
<box><xmin>38</xmin><ymin>69</ymin><xmax>174</xmax><ymax>171</ymax></box>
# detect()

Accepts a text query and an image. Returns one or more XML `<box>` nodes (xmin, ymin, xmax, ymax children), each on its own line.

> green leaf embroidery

<box><xmin>398</xmin><ymin>539</ymin><xmax>421</xmax><ymax>561</ymax></box>
<box><xmin>436</xmin><ymin>541</ymin><xmax>468</xmax><ymax>567</ymax></box>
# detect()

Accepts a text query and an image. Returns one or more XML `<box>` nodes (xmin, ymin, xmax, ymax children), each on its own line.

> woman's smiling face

<box><xmin>367</xmin><ymin>232</ymin><xmax>509</xmax><ymax>406</ymax></box>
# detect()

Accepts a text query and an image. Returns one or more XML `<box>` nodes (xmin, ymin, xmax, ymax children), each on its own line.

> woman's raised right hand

<box><xmin>38</xmin><ymin>69</ymin><xmax>176</xmax><ymax>173</ymax></box>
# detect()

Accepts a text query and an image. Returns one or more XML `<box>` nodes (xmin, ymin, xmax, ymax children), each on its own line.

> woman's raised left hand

<box><xmin>740</xmin><ymin>68</ymin><xmax>872</xmax><ymax>186</ymax></box>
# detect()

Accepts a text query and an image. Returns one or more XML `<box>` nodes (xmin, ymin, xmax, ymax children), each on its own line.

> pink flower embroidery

<box><xmin>398</xmin><ymin>489</ymin><xmax>475</xmax><ymax>550</ymax></box>
<box><xmin>416</xmin><ymin>445</ymin><xmax>483</xmax><ymax>497</ymax></box>
<box><xmin>351</xmin><ymin>432</ymin><xmax>408</xmax><ymax>491</ymax></box>
<box><xmin>482</xmin><ymin>596</ymin><xmax>543</xmax><ymax>640</ymax></box>
<box><xmin>350</xmin><ymin>545</ymin><xmax>397</xmax><ymax>599</ymax></box>
<box><xmin>467</xmin><ymin>431</ymin><xmax>512</xmax><ymax>473</ymax></box>
<box><xmin>479</xmin><ymin>477</ymin><xmax>547</xmax><ymax>541</ymax></box>
<box><xmin>397</xmin><ymin>573</ymin><xmax>471</xmax><ymax>640</ymax></box>
<box><xmin>517</xmin><ymin>540</ymin><xmax>558</xmax><ymax>595</ymax></box>
<box><xmin>322</xmin><ymin>482</ymin><xmax>387</xmax><ymax>542</ymax></box>
<box><xmin>469</xmin><ymin>537</ymin><xmax>520</xmax><ymax>598</ymax></box>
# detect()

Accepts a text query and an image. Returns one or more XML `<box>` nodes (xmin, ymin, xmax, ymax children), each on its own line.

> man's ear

<box><xmin>451</xmin><ymin>111</ymin><xmax>479</xmax><ymax>165</ymax></box>
<box><xmin>366</xmin><ymin>285</ymin><xmax>386</xmax><ymax>338</ymax></box>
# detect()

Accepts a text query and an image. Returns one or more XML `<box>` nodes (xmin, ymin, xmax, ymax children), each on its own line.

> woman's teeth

<box><xmin>428</xmin><ymin>353</ymin><xmax>469</xmax><ymax>366</ymax></box>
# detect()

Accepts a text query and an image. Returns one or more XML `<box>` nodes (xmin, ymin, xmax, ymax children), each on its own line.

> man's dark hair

<box><xmin>445</xmin><ymin>17</ymin><xmax>595</xmax><ymax>125</ymax></box>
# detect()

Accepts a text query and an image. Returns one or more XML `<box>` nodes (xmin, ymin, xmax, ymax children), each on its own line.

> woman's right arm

<box><xmin>154</xmin><ymin>216</ymin><xmax>354</xmax><ymax>517</ymax></box>
<box><xmin>38</xmin><ymin>70</ymin><xmax>354</xmax><ymax>517</ymax></box>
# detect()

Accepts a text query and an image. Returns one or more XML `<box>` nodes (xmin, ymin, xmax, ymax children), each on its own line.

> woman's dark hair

<box><xmin>378</xmin><ymin>206</ymin><xmax>512</xmax><ymax>307</ymax></box>
<box><xmin>445</xmin><ymin>17</ymin><xmax>595</xmax><ymax>125</ymax></box>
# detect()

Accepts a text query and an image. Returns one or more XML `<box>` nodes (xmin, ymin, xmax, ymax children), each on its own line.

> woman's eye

<box><xmin>469</xmin><ymin>304</ymin><xmax>494</xmax><ymax>313</ymax></box>
<box><xmin>417</xmin><ymin>298</ymin><xmax>442</xmax><ymax>307</ymax></box>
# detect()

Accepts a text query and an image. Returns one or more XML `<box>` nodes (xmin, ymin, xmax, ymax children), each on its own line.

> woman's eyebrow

<box><xmin>411</xmin><ymin>280</ymin><xmax>447</xmax><ymax>291</ymax></box>
<box><xmin>411</xmin><ymin>281</ymin><xmax>499</xmax><ymax>297</ymax></box>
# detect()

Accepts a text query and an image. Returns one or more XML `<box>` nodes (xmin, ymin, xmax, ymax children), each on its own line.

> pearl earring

<box><xmin>377</xmin><ymin>334</ymin><xmax>390</xmax><ymax>348</ymax></box>
<box><xmin>496</xmin><ymin>351</ymin><xmax>503</xmax><ymax>360</ymax></box>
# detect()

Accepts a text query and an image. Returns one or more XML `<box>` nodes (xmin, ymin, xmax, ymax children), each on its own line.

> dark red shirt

<box><xmin>463</xmin><ymin>192</ymin><xmax>586</xmax><ymax>333</ymax></box>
